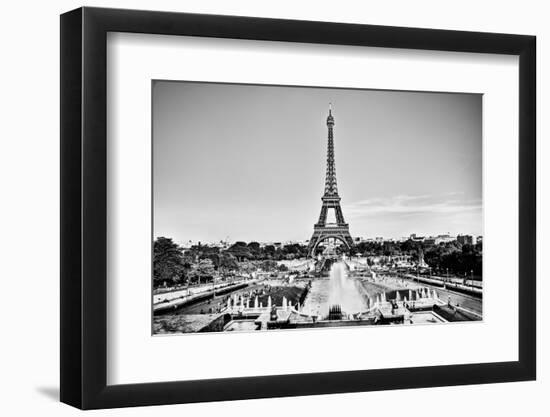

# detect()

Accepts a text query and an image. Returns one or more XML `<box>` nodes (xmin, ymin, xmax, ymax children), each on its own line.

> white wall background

<box><xmin>0</xmin><ymin>0</ymin><xmax>545</xmax><ymax>415</ymax></box>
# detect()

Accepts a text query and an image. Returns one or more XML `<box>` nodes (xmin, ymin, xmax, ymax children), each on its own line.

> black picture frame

<box><xmin>60</xmin><ymin>6</ymin><xmax>536</xmax><ymax>410</ymax></box>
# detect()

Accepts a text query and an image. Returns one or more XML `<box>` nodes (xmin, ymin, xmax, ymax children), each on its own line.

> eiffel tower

<box><xmin>307</xmin><ymin>105</ymin><xmax>354</xmax><ymax>257</ymax></box>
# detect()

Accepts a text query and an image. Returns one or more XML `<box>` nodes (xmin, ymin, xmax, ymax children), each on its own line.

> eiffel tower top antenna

<box><xmin>324</xmin><ymin>103</ymin><xmax>337</xmax><ymax>196</ymax></box>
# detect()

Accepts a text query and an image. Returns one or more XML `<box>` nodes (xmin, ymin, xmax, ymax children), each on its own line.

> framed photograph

<box><xmin>60</xmin><ymin>6</ymin><xmax>536</xmax><ymax>409</ymax></box>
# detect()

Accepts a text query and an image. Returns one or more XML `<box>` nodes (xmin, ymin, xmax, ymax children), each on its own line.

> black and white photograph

<box><xmin>0</xmin><ymin>0</ymin><xmax>543</xmax><ymax>413</ymax></box>
<box><xmin>152</xmin><ymin>81</ymin><xmax>483</xmax><ymax>334</ymax></box>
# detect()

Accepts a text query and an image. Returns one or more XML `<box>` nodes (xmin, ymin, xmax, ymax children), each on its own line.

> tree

<box><xmin>220</xmin><ymin>253</ymin><xmax>239</xmax><ymax>271</ymax></box>
<box><xmin>247</xmin><ymin>241</ymin><xmax>261</xmax><ymax>252</ymax></box>
<box><xmin>226</xmin><ymin>242</ymin><xmax>253</xmax><ymax>260</ymax></box>
<box><xmin>424</xmin><ymin>242</ymin><xmax>482</xmax><ymax>278</ymax></box>
<box><xmin>264</xmin><ymin>245</ymin><xmax>275</xmax><ymax>254</ymax></box>
<box><xmin>190</xmin><ymin>258</ymin><xmax>215</xmax><ymax>284</ymax></box>
<box><xmin>153</xmin><ymin>237</ymin><xmax>185</xmax><ymax>287</ymax></box>
<box><xmin>260</xmin><ymin>260</ymin><xmax>278</xmax><ymax>271</ymax></box>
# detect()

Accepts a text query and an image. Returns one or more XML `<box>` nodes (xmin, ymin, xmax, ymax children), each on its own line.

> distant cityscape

<box><xmin>175</xmin><ymin>233</ymin><xmax>482</xmax><ymax>251</ymax></box>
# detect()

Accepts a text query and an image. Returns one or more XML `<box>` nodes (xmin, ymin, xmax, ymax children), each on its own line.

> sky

<box><xmin>153</xmin><ymin>81</ymin><xmax>482</xmax><ymax>244</ymax></box>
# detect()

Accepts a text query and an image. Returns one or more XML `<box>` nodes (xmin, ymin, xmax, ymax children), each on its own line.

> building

<box><xmin>457</xmin><ymin>234</ymin><xmax>474</xmax><ymax>245</ymax></box>
<box><xmin>410</xmin><ymin>234</ymin><xmax>425</xmax><ymax>242</ymax></box>
<box><xmin>435</xmin><ymin>234</ymin><xmax>455</xmax><ymax>244</ymax></box>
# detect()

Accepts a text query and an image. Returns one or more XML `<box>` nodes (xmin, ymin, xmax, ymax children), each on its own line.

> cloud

<box><xmin>344</xmin><ymin>193</ymin><xmax>482</xmax><ymax>219</ymax></box>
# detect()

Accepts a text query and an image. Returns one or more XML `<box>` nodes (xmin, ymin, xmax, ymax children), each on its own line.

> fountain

<box><xmin>328</xmin><ymin>305</ymin><xmax>343</xmax><ymax>320</ymax></box>
<box><xmin>267</xmin><ymin>295</ymin><xmax>272</xmax><ymax>308</ymax></box>
<box><xmin>327</xmin><ymin>262</ymin><xmax>367</xmax><ymax>317</ymax></box>
<box><xmin>254</xmin><ymin>296</ymin><xmax>259</xmax><ymax>308</ymax></box>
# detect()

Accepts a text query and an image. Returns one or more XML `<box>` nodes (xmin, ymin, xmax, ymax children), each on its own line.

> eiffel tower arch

<box><xmin>307</xmin><ymin>106</ymin><xmax>354</xmax><ymax>257</ymax></box>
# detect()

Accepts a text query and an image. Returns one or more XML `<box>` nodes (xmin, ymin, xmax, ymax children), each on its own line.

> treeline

<box><xmin>153</xmin><ymin>237</ymin><xmax>294</xmax><ymax>287</ymax></box>
<box><xmin>222</xmin><ymin>241</ymin><xmax>308</xmax><ymax>261</ymax></box>
<box><xmin>423</xmin><ymin>242</ymin><xmax>482</xmax><ymax>278</ymax></box>
<box><xmin>154</xmin><ymin>236</ymin><xmax>483</xmax><ymax>287</ymax></box>
<box><xmin>355</xmin><ymin>239</ymin><xmax>482</xmax><ymax>278</ymax></box>
<box><xmin>355</xmin><ymin>239</ymin><xmax>444</xmax><ymax>257</ymax></box>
